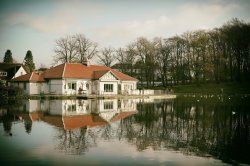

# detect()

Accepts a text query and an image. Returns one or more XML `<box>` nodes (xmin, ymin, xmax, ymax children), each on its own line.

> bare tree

<box><xmin>115</xmin><ymin>48</ymin><xmax>127</xmax><ymax>73</ymax></box>
<box><xmin>116</xmin><ymin>48</ymin><xmax>126</xmax><ymax>65</ymax></box>
<box><xmin>54</xmin><ymin>35</ymin><xmax>78</xmax><ymax>64</ymax></box>
<box><xmin>97</xmin><ymin>47</ymin><xmax>115</xmax><ymax>67</ymax></box>
<box><xmin>135</xmin><ymin>37</ymin><xmax>157</xmax><ymax>86</ymax></box>
<box><xmin>74</xmin><ymin>34</ymin><xmax>98</xmax><ymax>63</ymax></box>
<box><xmin>125</xmin><ymin>43</ymin><xmax>137</xmax><ymax>75</ymax></box>
<box><xmin>114</xmin><ymin>45</ymin><xmax>137</xmax><ymax>77</ymax></box>
<box><xmin>53</xmin><ymin>34</ymin><xmax>98</xmax><ymax>65</ymax></box>
<box><xmin>154</xmin><ymin>37</ymin><xmax>171</xmax><ymax>86</ymax></box>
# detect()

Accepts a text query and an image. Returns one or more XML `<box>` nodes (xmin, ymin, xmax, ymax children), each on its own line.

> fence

<box><xmin>122</xmin><ymin>89</ymin><xmax>173</xmax><ymax>95</ymax></box>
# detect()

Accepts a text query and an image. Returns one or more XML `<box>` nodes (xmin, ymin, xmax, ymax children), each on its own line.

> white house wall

<box><xmin>63</xmin><ymin>79</ymin><xmax>91</xmax><ymax>95</ymax></box>
<box><xmin>98</xmin><ymin>72</ymin><xmax>119</xmax><ymax>95</ymax></box>
<box><xmin>120</xmin><ymin>99</ymin><xmax>137</xmax><ymax>112</ymax></box>
<box><xmin>18</xmin><ymin>100</ymin><xmax>40</xmax><ymax>112</ymax></box>
<box><xmin>97</xmin><ymin>99</ymin><xmax>119</xmax><ymax>121</ymax></box>
<box><xmin>100</xmin><ymin>72</ymin><xmax>117</xmax><ymax>80</ymax></box>
<box><xmin>29</xmin><ymin>82</ymin><xmax>40</xmax><ymax>94</ymax></box>
<box><xmin>40</xmin><ymin>82</ymin><xmax>49</xmax><ymax>94</ymax></box>
<box><xmin>13</xmin><ymin>66</ymin><xmax>27</xmax><ymax>79</ymax></box>
<box><xmin>40</xmin><ymin>100</ymin><xmax>49</xmax><ymax>111</ymax></box>
<box><xmin>26</xmin><ymin>100</ymin><xmax>41</xmax><ymax>112</ymax></box>
<box><xmin>49</xmin><ymin>79</ymin><xmax>63</xmax><ymax>94</ymax></box>
<box><xmin>17</xmin><ymin>99</ymin><xmax>138</xmax><ymax>121</ymax></box>
<box><xmin>91</xmin><ymin>80</ymin><xmax>99</xmax><ymax>94</ymax></box>
<box><xmin>77</xmin><ymin>100</ymin><xmax>92</xmax><ymax>114</ymax></box>
<box><xmin>98</xmin><ymin>99</ymin><xmax>118</xmax><ymax>113</ymax></box>
<box><xmin>62</xmin><ymin>100</ymin><xmax>92</xmax><ymax>116</ymax></box>
<box><xmin>19</xmin><ymin>100</ymin><xmax>47</xmax><ymax>114</ymax></box>
<box><xmin>121</xmin><ymin>81</ymin><xmax>137</xmax><ymax>94</ymax></box>
<box><xmin>10</xmin><ymin>73</ymin><xmax>137</xmax><ymax>96</ymax></box>
<box><xmin>49</xmin><ymin>100</ymin><xmax>64</xmax><ymax>115</ymax></box>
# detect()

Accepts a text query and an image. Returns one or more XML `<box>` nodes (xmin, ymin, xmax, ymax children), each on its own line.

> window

<box><xmin>125</xmin><ymin>84</ymin><xmax>132</xmax><ymax>90</ymax></box>
<box><xmin>67</xmin><ymin>104</ymin><xmax>76</xmax><ymax>111</ymax></box>
<box><xmin>0</xmin><ymin>72</ymin><xmax>7</xmax><ymax>76</ymax></box>
<box><xmin>68</xmin><ymin>82</ymin><xmax>76</xmax><ymax>90</ymax></box>
<box><xmin>104</xmin><ymin>101</ymin><xmax>113</xmax><ymax>110</ymax></box>
<box><xmin>72</xmin><ymin>83</ymin><xmax>76</xmax><ymax>90</ymax></box>
<box><xmin>104</xmin><ymin>84</ymin><xmax>113</xmax><ymax>92</ymax></box>
<box><xmin>118</xmin><ymin>100</ymin><xmax>121</xmax><ymax>109</ymax></box>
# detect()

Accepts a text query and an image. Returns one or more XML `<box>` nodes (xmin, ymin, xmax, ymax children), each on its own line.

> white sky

<box><xmin>0</xmin><ymin>0</ymin><xmax>250</xmax><ymax>67</ymax></box>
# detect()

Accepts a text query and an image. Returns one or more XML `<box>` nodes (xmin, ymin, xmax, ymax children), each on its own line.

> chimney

<box><xmin>82</xmin><ymin>57</ymin><xmax>90</xmax><ymax>66</ymax></box>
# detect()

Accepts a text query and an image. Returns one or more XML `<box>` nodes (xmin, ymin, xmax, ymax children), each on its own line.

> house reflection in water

<box><xmin>15</xmin><ymin>99</ymin><xmax>138</xmax><ymax>130</ymax></box>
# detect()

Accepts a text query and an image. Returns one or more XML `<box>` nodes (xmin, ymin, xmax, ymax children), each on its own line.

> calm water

<box><xmin>0</xmin><ymin>95</ymin><xmax>249</xmax><ymax>166</ymax></box>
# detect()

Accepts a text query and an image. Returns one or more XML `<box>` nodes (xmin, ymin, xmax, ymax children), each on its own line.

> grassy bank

<box><xmin>170</xmin><ymin>82</ymin><xmax>250</xmax><ymax>94</ymax></box>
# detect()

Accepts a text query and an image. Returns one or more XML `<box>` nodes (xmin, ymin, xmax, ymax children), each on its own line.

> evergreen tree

<box><xmin>3</xmin><ymin>50</ymin><xmax>13</xmax><ymax>63</ymax></box>
<box><xmin>24</xmin><ymin>50</ymin><xmax>35</xmax><ymax>73</ymax></box>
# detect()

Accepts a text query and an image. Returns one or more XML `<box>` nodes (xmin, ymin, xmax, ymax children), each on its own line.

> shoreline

<box><xmin>24</xmin><ymin>94</ymin><xmax>177</xmax><ymax>100</ymax></box>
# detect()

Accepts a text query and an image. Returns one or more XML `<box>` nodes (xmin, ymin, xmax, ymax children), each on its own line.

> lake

<box><xmin>0</xmin><ymin>95</ymin><xmax>249</xmax><ymax>166</ymax></box>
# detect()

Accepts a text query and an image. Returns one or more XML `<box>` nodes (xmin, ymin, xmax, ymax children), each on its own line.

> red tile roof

<box><xmin>43</xmin><ymin>63</ymin><xmax>65</xmax><ymax>78</ymax></box>
<box><xmin>111</xmin><ymin>111</ymin><xmax>137</xmax><ymax>122</ymax></box>
<box><xmin>29</xmin><ymin>111</ymin><xmax>44</xmax><ymax>122</ymax></box>
<box><xmin>93</xmin><ymin>70</ymin><xmax>110</xmax><ymax>79</ymax></box>
<box><xmin>63</xmin><ymin>114</ymin><xmax>108</xmax><ymax>129</ymax></box>
<box><xmin>63</xmin><ymin>64</ymin><xmax>108</xmax><ymax>79</ymax></box>
<box><xmin>42</xmin><ymin>115</ymin><xmax>64</xmax><ymax>128</ymax></box>
<box><xmin>15</xmin><ymin>111</ymin><xmax>109</xmax><ymax>130</ymax></box>
<box><xmin>11</xmin><ymin>63</ymin><xmax>137</xmax><ymax>82</ymax></box>
<box><xmin>11</xmin><ymin>73</ymin><xmax>31</xmax><ymax>82</ymax></box>
<box><xmin>30</xmin><ymin>72</ymin><xmax>45</xmax><ymax>82</ymax></box>
<box><xmin>110</xmin><ymin>69</ymin><xmax>137</xmax><ymax>81</ymax></box>
<box><xmin>11</xmin><ymin>72</ymin><xmax>45</xmax><ymax>82</ymax></box>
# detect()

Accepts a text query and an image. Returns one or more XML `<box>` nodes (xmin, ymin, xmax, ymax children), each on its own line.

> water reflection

<box><xmin>1</xmin><ymin>99</ymin><xmax>139</xmax><ymax>155</ymax></box>
<box><xmin>128</xmin><ymin>96</ymin><xmax>250</xmax><ymax>164</ymax></box>
<box><xmin>0</xmin><ymin>96</ymin><xmax>249</xmax><ymax>165</ymax></box>
<box><xmin>14</xmin><ymin>99</ymin><xmax>138</xmax><ymax>129</ymax></box>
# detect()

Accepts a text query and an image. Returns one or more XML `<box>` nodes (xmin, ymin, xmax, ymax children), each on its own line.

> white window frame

<box><xmin>0</xmin><ymin>71</ymin><xmax>7</xmax><ymax>76</ymax></box>
<box><xmin>68</xmin><ymin>82</ymin><xmax>76</xmax><ymax>90</ymax></box>
<box><xmin>104</xmin><ymin>84</ymin><xmax>113</xmax><ymax>92</ymax></box>
<box><xmin>104</xmin><ymin>101</ymin><xmax>113</xmax><ymax>110</ymax></box>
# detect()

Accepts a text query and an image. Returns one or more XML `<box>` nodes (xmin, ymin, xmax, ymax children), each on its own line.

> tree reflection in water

<box><xmin>1</xmin><ymin>97</ymin><xmax>249</xmax><ymax>164</ymax></box>
<box><xmin>54</xmin><ymin>127</ymin><xmax>97</xmax><ymax>155</ymax></box>
<box><xmin>119</xmin><ymin>97</ymin><xmax>250</xmax><ymax>164</ymax></box>
<box><xmin>50</xmin><ymin>97</ymin><xmax>250</xmax><ymax>164</ymax></box>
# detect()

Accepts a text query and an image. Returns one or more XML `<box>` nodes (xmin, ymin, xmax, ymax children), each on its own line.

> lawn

<box><xmin>170</xmin><ymin>82</ymin><xmax>250</xmax><ymax>94</ymax></box>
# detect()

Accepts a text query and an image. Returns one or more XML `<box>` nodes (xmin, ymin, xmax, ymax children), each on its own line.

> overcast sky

<box><xmin>0</xmin><ymin>0</ymin><xmax>250</xmax><ymax>67</ymax></box>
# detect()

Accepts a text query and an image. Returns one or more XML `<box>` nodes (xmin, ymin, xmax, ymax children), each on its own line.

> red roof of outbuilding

<box><xmin>11</xmin><ymin>72</ymin><xmax>45</xmax><ymax>82</ymax></box>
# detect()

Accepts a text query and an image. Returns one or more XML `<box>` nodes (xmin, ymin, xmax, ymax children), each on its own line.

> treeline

<box><xmin>114</xmin><ymin>18</ymin><xmax>250</xmax><ymax>86</ymax></box>
<box><xmin>2</xmin><ymin>50</ymin><xmax>36</xmax><ymax>73</ymax></box>
<box><xmin>54</xmin><ymin>18</ymin><xmax>250</xmax><ymax>86</ymax></box>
